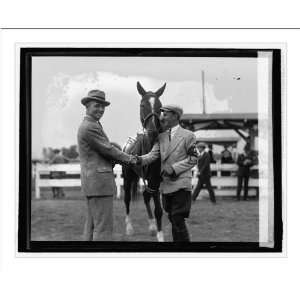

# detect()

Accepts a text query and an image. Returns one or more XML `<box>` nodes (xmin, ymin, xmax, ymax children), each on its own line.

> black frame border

<box><xmin>18</xmin><ymin>47</ymin><xmax>283</xmax><ymax>252</ymax></box>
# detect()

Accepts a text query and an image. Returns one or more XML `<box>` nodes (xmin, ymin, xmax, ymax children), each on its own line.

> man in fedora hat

<box><xmin>191</xmin><ymin>142</ymin><xmax>216</xmax><ymax>204</ymax></box>
<box><xmin>137</xmin><ymin>104</ymin><xmax>197</xmax><ymax>242</ymax></box>
<box><xmin>77</xmin><ymin>89</ymin><xmax>137</xmax><ymax>241</ymax></box>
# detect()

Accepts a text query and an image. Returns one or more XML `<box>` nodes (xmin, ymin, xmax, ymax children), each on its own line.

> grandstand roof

<box><xmin>180</xmin><ymin>113</ymin><xmax>258</xmax><ymax>131</ymax></box>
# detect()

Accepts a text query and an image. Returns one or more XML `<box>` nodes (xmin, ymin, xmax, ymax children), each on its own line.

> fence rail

<box><xmin>34</xmin><ymin>163</ymin><xmax>259</xmax><ymax>199</ymax></box>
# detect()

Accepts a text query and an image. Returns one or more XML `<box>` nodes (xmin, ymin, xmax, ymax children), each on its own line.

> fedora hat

<box><xmin>160</xmin><ymin>104</ymin><xmax>183</xmax><ymax>118</ymax></box>
<box><xmin>81</xmin><ymin>90</ymin><xmax>111</xmax><ymax>107</ymax></box>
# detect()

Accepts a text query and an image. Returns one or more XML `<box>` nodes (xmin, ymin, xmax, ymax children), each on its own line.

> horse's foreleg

<box><xmin>124</xmin><ymin>180</ymin><xmax>134</xmax><ymax>235</ymax></box>
<box><xmin>123</xmin><ymin>181</ymin><xmax>131</xmax><ymax>216</ymax></box>
<box><xmin>153</xmin><ymin>192</ymin><xmax>164</xmax><ymax>242</ymax></box>
<box><xmin>143</xmin><ymin>190</ymin><xmax>154</xmax><ymax>219</ymax></box>
<box><xmin>143</xmin><ymin>190</ymin><xmax>157</xmax><ymax>235</ymax></box>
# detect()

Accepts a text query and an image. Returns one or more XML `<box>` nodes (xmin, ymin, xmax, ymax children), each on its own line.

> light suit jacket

<box><xmin>77</xmin><ymin>115</ymin><xmax>131</xmax><ymax>197</ymax></box>
<box><xmin>141</xmin><ymin>126</ymin><xmax>197</xmax><ymax>194</ymax></box>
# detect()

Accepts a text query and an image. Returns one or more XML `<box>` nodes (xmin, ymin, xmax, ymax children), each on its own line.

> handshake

<box><xmin>128</xmin><ymin>155</ymin><xmax>143</xmax><ymax>166</ymax></box>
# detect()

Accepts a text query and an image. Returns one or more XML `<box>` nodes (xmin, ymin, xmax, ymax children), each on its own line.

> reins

<box><xmin>140</xmin><ymin>115</ymin><xmax>160</xmax><ymax>194</ymax></box>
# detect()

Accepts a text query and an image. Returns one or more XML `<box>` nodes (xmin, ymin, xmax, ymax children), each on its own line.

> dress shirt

<box><xmin>170</xmin><ymin>124</ymin><xmax>180</xmax><ymax>140</ymax></box>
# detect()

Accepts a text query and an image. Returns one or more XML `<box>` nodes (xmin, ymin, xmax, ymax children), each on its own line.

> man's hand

<box><xmin>187</xmin><ymin>143</ymin><xmax>200</xmax><ymax>157</ymax></box>
<box><xmin>126</xmin><ymin>155</ymin><xmax>143</xmax><ymax>167</ymax></box>
<box><xmin>161</xmin><ymin>164</ymin><xmax>176</xmax><ymax>178</ymax></box>
<box><xmin>128</xmin><ymin>155</ymin><xmax>138</xmax><ymax>166</ymax></box>
<box><xmin>135</xmin><ymin>155</ymin><xmax>143</xmax><ymax>165</ymax></box>
<box><xmin>244</xmin><ymin>159</ymin><xmax>251</xmax><ymax>165</ymax></box>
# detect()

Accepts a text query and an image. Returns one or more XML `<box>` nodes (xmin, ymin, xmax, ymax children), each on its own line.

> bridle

<box><xmin>141</xmin><ymin>111</ymin><xmax>161</xmax><ymax>131</ymax></box>
<box><xmin>140</xmin><ymin>111</ymin><xmax>161</xmax><ymax>194</ymax></box>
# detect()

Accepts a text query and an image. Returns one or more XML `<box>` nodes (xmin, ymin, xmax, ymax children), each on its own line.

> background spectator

<box><xmin>236</xmin><ymin>144</ymin><xmax>254</xmax><ymax>201</ymax></box>
<box><xmin>192</xmin><ymin>142</ymin><xmax>216</xmax><ymax>204</ymax></box>
<box><xmin>49</xmin><ymin>149</ymin><xmax>69</xmax><ymax>198</ymax></box>
<box><xmin>221</xmin><ymin>145</ymin><xmax>234</xmax><ymax>176</ymax></box>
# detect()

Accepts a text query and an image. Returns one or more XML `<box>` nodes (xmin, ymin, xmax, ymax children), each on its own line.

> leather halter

<box><xmin>141</xmin><ymin>111</ymin><xmax>161</xmax><ymax>130</ymax></box>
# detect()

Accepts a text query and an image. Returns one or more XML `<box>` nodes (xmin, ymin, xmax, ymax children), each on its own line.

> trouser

<box><xmin>237</xmin><ymin>175</ymin><xmax>249</xmax><ymax>200</ymax></box>
<box><xmin>52</xmin><ymin>187</ymin><xmax>65</xmax><ymax>198</ymax></box>
<box><xmin>192</xmin><ymin>176</ymin><xmax>216</xmax><ymax>203</ymax></box>
<box><xmin>83</xmin><ymin>195</ymin><xmax>113</xmax><ymax>241</ymax></box>
<box><xmin>162</xmin><ymin>189</ymin><xmax>192</xmax><ymax>242</ymax></box>
<box><xmin>50</xmin><ymin>172</ymin><xmax>65</xmax><ymax>198</ymax></box>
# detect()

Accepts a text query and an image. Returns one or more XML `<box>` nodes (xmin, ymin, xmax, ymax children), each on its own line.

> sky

<box><xmin>32</xmin><ymin>56</ymin><xmax>258</xmax><ymax>159</ymax></box>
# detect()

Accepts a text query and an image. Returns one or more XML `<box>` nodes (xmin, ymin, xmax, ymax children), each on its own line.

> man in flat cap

<box><xmin>137</xmin><ymin>104</ymin><xmax>197</xmax><ymax>242</ymax></box>
<box><xmin>191</xmin><ymin>142</ymin><xmax>216</xmax><ymax>204</ymax></box>
<box><xmin>77</xmin><ymin>89</ymin><xmax>137</xmax><ymax>241</ymax></box>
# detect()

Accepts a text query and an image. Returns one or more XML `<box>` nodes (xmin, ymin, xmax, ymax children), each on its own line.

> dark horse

<box><xmin>122</xmin><ymin>81</ymin><xmax>166</xmax><ymax>242</ymax></box>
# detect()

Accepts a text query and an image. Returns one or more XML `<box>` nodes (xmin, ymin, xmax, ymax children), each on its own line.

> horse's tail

<box><xmin>122</xmin><ymin>164</ymin><xmax>140</xmax><ymax>201</ymax></box>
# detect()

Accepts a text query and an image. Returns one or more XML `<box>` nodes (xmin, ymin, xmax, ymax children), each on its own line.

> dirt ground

<box><xmin>31</xmin><ymin>187</ymin><xmax>258</xmax><ymax>242</ymax></box>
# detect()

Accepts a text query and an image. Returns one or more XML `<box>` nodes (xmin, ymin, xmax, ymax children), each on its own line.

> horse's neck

<box><xmin>133</xmin><ymin>134</ymin><xmax>155</xmax><ymax>155</ymax></box>
<box><xmin>140</xmin><ymin>134</ymin><xmax>154</xmax><ymax>155</ymax></box>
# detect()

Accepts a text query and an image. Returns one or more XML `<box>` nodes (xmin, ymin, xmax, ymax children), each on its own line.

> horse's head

<box><xmin>137</xmin><ymin>81</ymin><xmax>166</xmax><ymax>140</ymax></box>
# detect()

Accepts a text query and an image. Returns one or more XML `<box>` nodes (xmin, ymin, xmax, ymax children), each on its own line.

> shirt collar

<box><xmin>170</xmin><ymin>124</ymin><xmax>180</xmax><ymax>137</ymax></box>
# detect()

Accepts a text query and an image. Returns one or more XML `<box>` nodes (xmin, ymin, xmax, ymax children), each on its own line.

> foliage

<box><xmin>42</xmin><ymin>145</ymin><xmax>79</xmax><ymax>162</ymax></box>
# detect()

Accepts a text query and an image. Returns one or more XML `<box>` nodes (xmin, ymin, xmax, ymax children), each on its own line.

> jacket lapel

<box><xmin>162</xmin><ymin>126</ymin><xmax>184</xmax><ymax>162</ymax></box>
<box><xmin>84</xmin><ymin>115</ymin><xmax>109</xmax><ymax>141</ymax></box>
<box><xmin>97</xmin><ymin>122</ymin><xmax>109</xmax><ymax>141</ymax></box>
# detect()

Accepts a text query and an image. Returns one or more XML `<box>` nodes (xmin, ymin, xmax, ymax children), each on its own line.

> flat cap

<box><xmin>81</xmin><ymin>89</ymin><xmax>111</xmax><ymax>107</ymax></box>
<box><xmin>160</xmin><ymin>104</ymin><xmax>183</xmax><ymax>117</ymax></box>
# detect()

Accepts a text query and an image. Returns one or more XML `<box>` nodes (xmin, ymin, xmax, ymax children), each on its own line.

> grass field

<box><xmin>31</xmin><ymin>187</ymin><xmax>259</xmax><ymax>242</ymax></box>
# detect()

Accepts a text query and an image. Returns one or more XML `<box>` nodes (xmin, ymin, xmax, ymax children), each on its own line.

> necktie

<box><xmin>168</xmin><ymin>129</ymin><xmax>172</xmax><ymax>141</ymax></box>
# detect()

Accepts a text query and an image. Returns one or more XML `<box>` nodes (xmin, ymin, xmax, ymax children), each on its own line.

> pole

<box><xmin>35</xmin><ymin>163</ymin><xmax>40</xmax><ymax>199</ymax></box>
<box><xmin>202</xmin><ymin>70</ymin><xmax>206</xmax><ymax>114</ymax></box>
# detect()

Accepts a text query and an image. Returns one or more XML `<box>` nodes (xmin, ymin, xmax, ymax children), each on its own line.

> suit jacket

<box><xmin>237</xmin><ymin>153</ymin><xmax>253</xmax><ymax>177</ymax></box>
<box><xmin>197</xmin><ymin>151</ymin><xmax>211</xmax><ymax>180</ymax></box>
<box><xmin>141</xmin><ymin>126</ymin><xmax>197</xmax><ymax>194</ymax></box>
<box><xmin>77</xmin><ymin>115</ymin><xmax>131</xmax><ymax>197</ymax></box>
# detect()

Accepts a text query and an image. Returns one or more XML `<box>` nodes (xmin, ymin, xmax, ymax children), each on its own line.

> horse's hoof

<box><xmin>126</xmin><ymin>223</ymin><xmax>134</xmax><ymax>235</ymax></box>
<box><xmin>156</xmin><ymin>231</ymin><xmax>164</xmax><ymax>242</ymax></box>
<box><xmin>125</xmin><ymin>216</ymin><xmax>134</xmax><ymax>235</ymax></box>
<box><xmin>148</xmin><ymin>219</ymin><xmax>157</xmax><ymax>236</ymax></box>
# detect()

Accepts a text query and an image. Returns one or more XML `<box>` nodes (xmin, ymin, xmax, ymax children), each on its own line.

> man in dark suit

<box><xmin>191</xmin><ymin>142</ymin><xmax>216</xmax><ymax>204</ymax></box>
<box><xmin>208</xmin><ymin>143</ymin><xmax>217</xmax><ymax>176</ymax></box>
<box><xmin>236</xmin><ymin>145</ymin><xmax>254</xmax><ymax>201</ymax></box>
<box><xmin>138</xmin><ymin>105</ymin><xmax>197</xmax><ymax>242</ymax></box>
<box><xmin>77</xmin><ymin>90</ymin><xmax>137</xmax><ymax>241</ymax></box>
<box><xmin>221</xmin><ymin>145</ymin><xmax>234</xmax><ymax>176</ymax></box>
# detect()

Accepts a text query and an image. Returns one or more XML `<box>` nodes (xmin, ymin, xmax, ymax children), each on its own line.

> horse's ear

<box><xmin>137</xmin><ymin>81</ymin><xmax>146</xmax><ymax>96</ymax></box>
<box><xmin>155</xmin><ymin>83</ymin><xmax>166</xmax><ymax>97</ymax></box>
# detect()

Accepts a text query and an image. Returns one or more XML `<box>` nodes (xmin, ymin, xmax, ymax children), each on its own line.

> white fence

<box><xmin>33</xmin><ymin>163</ymin><xmax>259</xmax><ymax>199</ymax></box>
